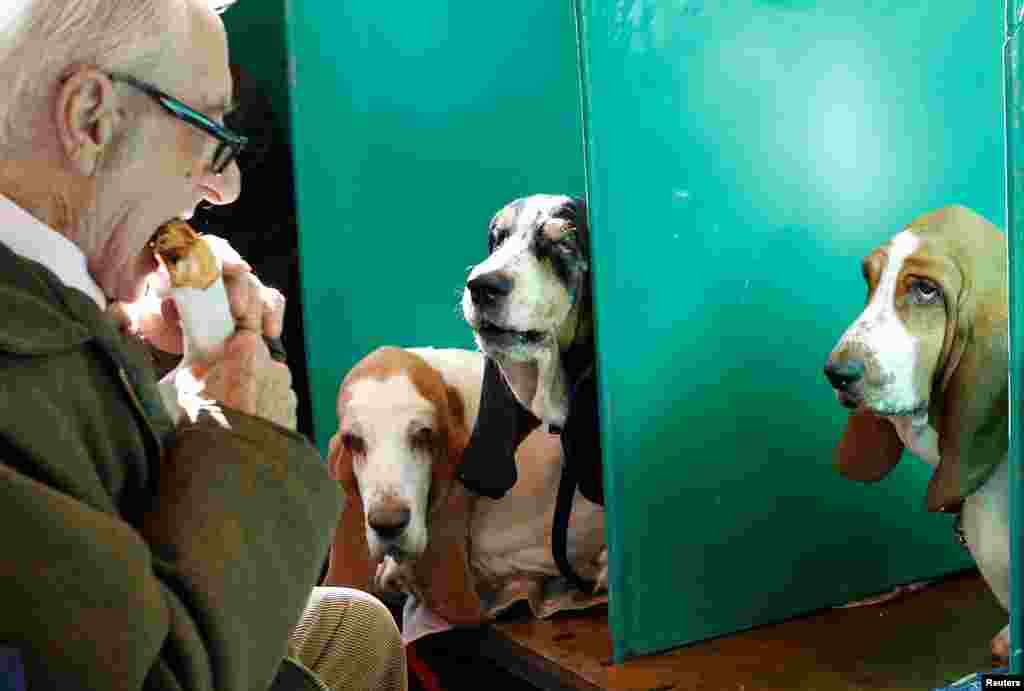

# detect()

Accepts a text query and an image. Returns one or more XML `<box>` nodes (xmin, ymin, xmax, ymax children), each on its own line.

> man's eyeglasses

<box><xmin>107</xmin><ymin>72</ymin><xmax>248</xmax><ymax>174</ymax></box>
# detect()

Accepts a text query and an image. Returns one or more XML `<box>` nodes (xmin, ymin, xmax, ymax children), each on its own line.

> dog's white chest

<box><xmin>886</xmin><ymin>415</ymin><xmax>940</xmax><ymax>467</ymax></box>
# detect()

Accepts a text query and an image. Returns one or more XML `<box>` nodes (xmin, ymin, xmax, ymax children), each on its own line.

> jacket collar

<box><xmin>0</xmin><ymin>240</ymin><xmax>93</xmax><ymax>355</ymax></box>
<box><xmin>0</xmin><ymin>194</ymin><xmax>106</xmax><ymax>311</ymax></box>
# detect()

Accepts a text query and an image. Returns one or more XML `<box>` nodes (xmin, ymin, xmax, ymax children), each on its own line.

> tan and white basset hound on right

<box><xmin>322</xmin><ymin>346</ymin><xmax>607</xmax><ymax>643</ymax></box>
<box><xmin>824</xmin><ymin>204</ymin><xmax>1010</xmax><ymax>660</ymax></box>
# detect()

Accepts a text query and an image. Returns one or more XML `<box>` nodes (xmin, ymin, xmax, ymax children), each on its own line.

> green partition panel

<box><xmin>577</xmin><ymin>0</ymin><xmax>1000</xmax><ymax>661</ymax></box>
<box><xmin>1005</xmin><ymin>0</ymin><xmax>1023</xmax><ymax>674</ymax></box>
<box><xmin>284</xmin><ymin>2</ymin><xmax>586</xmax><ymax>456</ymax></box>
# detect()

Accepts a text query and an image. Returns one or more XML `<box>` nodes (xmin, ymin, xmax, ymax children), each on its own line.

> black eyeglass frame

<box><xmin>107</xmin><ymin>71</ymin><xmax>248</xmax><ymax>174</ymax></box>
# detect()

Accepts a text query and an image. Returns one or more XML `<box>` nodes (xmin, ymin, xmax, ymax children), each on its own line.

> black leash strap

<box><xmin>549</xmin><ymin>360</ymin><xmax>600</xmax><ymax>595</ymax></box>
<box><xmin>551</xmin><ymin>461</ymin><xmax>595</xmax><ymax>594</ymax></box>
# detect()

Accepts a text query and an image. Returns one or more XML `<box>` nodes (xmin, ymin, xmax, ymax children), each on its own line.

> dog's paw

<box><xmin>992</xmin><ymin>623</ymin><xmax>1010</xmax><ymax>661</ymax></box>
<box><xmin>593</xmin><ymin>547</ymin><xmax>609</xmax><ymax>594</ymax></box>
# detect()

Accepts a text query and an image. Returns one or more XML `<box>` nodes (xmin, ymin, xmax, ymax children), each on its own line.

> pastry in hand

<box><xmin>149</xmin><ymin>219</ymin><xmax>220</xmax><ymax>290</ymax></box>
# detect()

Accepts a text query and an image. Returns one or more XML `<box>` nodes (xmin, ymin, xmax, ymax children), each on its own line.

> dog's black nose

<box><xmin>824</xmin><ymin>359</ymin><xmax>865</xmax><ymax>391</ymax></box>
<box><xmin>368</xmin><ymin>506</ymin><xmax>411</xmax><ymax>540</ymax></box>
<box><xmin>467</xmin><ymin>271</ymin><xmax>513</xmax><ymax>307</ymax></box>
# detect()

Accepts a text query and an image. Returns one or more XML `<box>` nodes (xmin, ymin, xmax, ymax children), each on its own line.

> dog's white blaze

<box><xmin>346</xmin><ymin>375</ymin><xmax>434</xmax><ymax>558</ymax></box>
<box><xmin>468</xmin><ymin>230</ymin><xmax>531</xmax><ymax>282</ymax></box>
<box><xmin>837</xmin><ymin>230</ymin><xmax>921</xmax><ymax>412</ymax></box>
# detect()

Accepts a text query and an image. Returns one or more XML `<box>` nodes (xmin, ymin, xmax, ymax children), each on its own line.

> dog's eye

<box><xmin>341</xmin><ymin>432</ymin><xmax>365</xmax><ymax>455</ymax></box>
<box><xmin>908</xmin><ymin>278</ymin><xmax>943</xmax><ymax>305</ymax></box>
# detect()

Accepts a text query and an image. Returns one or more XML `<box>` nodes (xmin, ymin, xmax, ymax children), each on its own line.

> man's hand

<box><xmin>191</xmin><ymin>329</ymin><xmax>298</xmax><ymax>430</ymax></box>
<box><xmin>110</xmin><ymin>235</ymin><xmax>297</xmax><ymax>430</ymax></box>
<box><xmin>116</xmin><ymin>237</ymin><xmax>281</xmax><ymax>356</ymax></box>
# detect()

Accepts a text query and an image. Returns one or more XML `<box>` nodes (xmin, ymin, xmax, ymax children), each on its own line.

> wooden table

<box><xmin>475</xmin><ymin>571</ymin><xmax>1005</xmax><ymax>691</ymax></box>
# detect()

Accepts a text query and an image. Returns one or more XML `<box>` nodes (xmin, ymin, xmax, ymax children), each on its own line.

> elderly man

<box><xmin>0</xmin><ymin>1</ymin><xmax>405</xmax><ymax>690</ymax></box>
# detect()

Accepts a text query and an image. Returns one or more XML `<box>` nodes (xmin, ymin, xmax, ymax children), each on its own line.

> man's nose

<box><xmin>200</xmin><ymin>159</ymin><xmax>242</xmax><ymax>206</ymax></box>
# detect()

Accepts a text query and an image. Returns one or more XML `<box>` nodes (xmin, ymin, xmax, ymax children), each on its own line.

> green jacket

<box><xmin>0</xmin><ymin>242</ymin><xmax>342</xmax><ymax>690</ymax></box>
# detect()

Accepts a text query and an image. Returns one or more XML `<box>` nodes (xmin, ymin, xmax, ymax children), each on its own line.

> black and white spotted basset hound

<box><xmin>459</xmin><ymin>194</ymin><xmax>603</xmax><ymax>593</ymax></box>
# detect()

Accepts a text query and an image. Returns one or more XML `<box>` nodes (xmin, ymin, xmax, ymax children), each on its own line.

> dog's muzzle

<box><xmin>465</xmin><ymin>270</ymin><xmax>545</xmax><ymax>348</ymax></box>
<box><xmin>366</xmin><ymin>504</ymin><xmax>416</xmax><ymax>561</ymax></box>
<box><xmin>467</xmin><ymin>271</ymin><xmax>512</xmax><ymax>310</ymax></box>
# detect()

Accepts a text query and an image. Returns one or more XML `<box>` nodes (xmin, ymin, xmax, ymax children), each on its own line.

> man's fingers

<box><xmin>224</xmin><ymin>270</ymin><xmax>286</xmax><ymax>339</ymax></box>
<box><xmin>203</xmin><ymin>235</ymin><xmax>252</xmax><ymax>274</ymax></box>
<box><xmin>221</xmin><ymin>258</ymin><xmax>253</xmax><ymax>275</ymax></box>
<box><xmin>225</xmin><ymin>272</ymin><xmax>263</xmax><ymax>331</ymax></box>
<box><xmin>160</xmin><ymin>296</ymin><xmax>180</xmax><ymax>324</ymax></box>
<box><xmin>261</xmin><ymin>287</ymin><xmax>286</xmax><ymax>340</ymax></box>
<box><xmin>190</xmin><ymin>331</ymin><xmax>294</xmax><ymax>424</ymax></box>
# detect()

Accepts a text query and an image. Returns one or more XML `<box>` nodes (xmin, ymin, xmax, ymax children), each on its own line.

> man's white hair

<box><xmin>0</xmin><ymin>0</ymin><xmax>235</xmax><ymax>152</ymax></box>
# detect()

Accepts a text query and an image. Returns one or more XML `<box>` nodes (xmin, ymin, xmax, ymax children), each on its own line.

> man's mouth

<box><xmin>476</xmin><ymin>318</ymin><xmax>545</xmax><ymax>345</ymax></box>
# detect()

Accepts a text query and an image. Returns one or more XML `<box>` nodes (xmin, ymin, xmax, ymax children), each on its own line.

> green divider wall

<box><xmin>283</xmin><ymin>2</ymin><xmax>586</xmax><ymax>457</ymax></box>
<box><xmin>1004</xmin><ymin>0</ymin><xmax>1023</xmax><ymax>674</ymax></box>
<box><xmin>576</xmin><ymin>0</ymin><xmax>999</xmax><ymax>661</ymax></box>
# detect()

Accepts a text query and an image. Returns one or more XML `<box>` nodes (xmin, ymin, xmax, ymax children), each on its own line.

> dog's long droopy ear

<box><xmin>835</xmin><ymin>411</ymin><xmax>905</xmax><ymax>482</ymax></box>
<box><xmin>925</xmin><ymin>206</ymin><xmax>1008</xmax><ymax>512</ymax></box>
<box><xmin>412</xmin><ymin>481</ymin><xmax>485</xmax><ymax>626</ymax></box>
<box><xmin>457</xmin><ymin>356</ymin><xmax>541</xmax><ymax>498</ymax></box>
<box><xmin>322</xmin><ymin>431</ymin><xmax>374</xmax><ymax>591</ymax></box>
<box><xmin>413</xmin><ymin>389</ymin><xmax>485</xmax><ymax>627</ymax></box>
<box><xmin>444</xmin><ymin>384</ymin><xmax>470</xmax><ymax>473</ymax></box>
<box><xmin>929</xmin><ymin>293</ymin><xmax>1008</xmax><ymax>511</ymax></box>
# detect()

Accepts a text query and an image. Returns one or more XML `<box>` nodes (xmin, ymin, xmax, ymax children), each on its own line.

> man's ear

<box><xmin>322</xmin><ymin>432</ymin><xmax>374</xmax><ymax>591</ymax></box>
<box><xmin>835</xmin><ymin>411</ymin><xmax>905</xmax><ymax>482</ymax></box>
<box><xmin>457</xmin><ymin>357</ymin><xmax>540</xmax><ymax>498</ymax></box>
<box><xmin>56</xmin><ymin>68</ymin><xmax>118</xmax><ymax>177</ymax></box>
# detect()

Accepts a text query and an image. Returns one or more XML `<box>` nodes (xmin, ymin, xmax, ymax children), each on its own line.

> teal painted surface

<box><xmin>1005</xmin><ymin>0</ymin><xmax>1023</xmax><ymax>675</ymax></box>
<box><xmin>577</xmin><ymin>1</ymin><xmax>999</xmax><ymax>661</ymax></box>
<box><xmin>284</xmin><ymin>2</ymin><xmax>586</xmax><ymax>457</ymax></box>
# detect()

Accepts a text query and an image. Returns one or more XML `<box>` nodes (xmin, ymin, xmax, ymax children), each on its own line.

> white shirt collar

<box><xmin>0</xmin><ymin>193</ymin><xmax>107</xmax><ymax>310</ymax></box>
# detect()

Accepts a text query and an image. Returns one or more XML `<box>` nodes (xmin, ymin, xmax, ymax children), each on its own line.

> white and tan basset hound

<box><xmin>323</xmin><ymin>346</ymin><xmax>607</xmax><ymax>643</ymax></box>
<box><xmin>824</xmin><ymin>204</ymin><xmax>1010</xmax><ymax>659</ymax></box>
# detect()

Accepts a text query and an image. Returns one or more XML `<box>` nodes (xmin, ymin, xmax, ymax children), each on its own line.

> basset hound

<box><xmin>323</xmin><ymin>346</ymin><xmax>607</xmax><ymax>643</ymax></box>
<box><xmin>823</xmin><ymin>204</ymin><xmax>1011</xmax><ymax>660</ymax></box>
<box><xmin>459</xmin><ymin>194</ymin><xmax>603</xmax><ymax>593</ymax></box>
